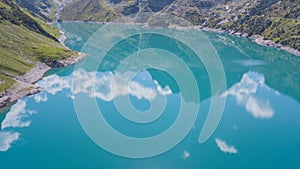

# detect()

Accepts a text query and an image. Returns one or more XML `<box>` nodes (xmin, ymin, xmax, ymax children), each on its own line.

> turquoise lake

<box><xmin>1</xmin><ymin>22</ymin><xmax>300</xmax><ymax>168</ymax></box>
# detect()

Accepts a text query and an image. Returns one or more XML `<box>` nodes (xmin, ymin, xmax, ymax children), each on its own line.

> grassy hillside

<box><xmin>60</xmin><ymin>0</ymin><xmax>120</xmax><ymax>21</ymax></box>
<box><xmin>0</xmin><ymin>0</ymin><xmax>73</xmax><ymax>92</ymax></box>
<box><xmin>206</xmin><ymin>0</ymin><xmax>300</xmax><ymax>51</ymax></box>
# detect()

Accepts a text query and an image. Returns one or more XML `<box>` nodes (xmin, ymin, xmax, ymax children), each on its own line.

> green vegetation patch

<box><xmin>35</xmin><ymin>44</ymin><xmax>72</xmax><ymax>61</ymax></box>
<box><xmin>0</xmin><ymin>74</ymin><xmax>15</xmax><ymax>92</ymax></box>
<box><xmin>0</xmin><ymin>1</ymin><xmax>74</xmax><ymax>93</ymax></box>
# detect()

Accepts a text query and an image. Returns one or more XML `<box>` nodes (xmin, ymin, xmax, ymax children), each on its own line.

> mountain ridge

<box><xmin>59</xmin><ymin>0</ymin><xmax>299</xmax><ymax>54</ymax></box>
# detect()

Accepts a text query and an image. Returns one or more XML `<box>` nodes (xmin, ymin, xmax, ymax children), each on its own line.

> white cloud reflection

<box><xmin>72</xmin><ymin>69</ymin><xmax>159</xmax><ymax>101</ymax></box>
<box><xmin>0</xmin><ymin>69</ymin><xmax>173</xmax><ymax>151</ymax></box>
<box><xmin>0</xmin><ymin>131</ymin><xmax>20</xmax><ymax>152</ymax></box>
<box><xmin>36</xmin><ymin>75</ymin><xmax>70</xmax><ymax>95</ymax></box>
<box><xmin>182</xmin><ymin>150</ymin><xmax>191</xmax><ymax>160</ymax></box>
<box><xmin>222</xmin><ymin>72</ymin><xmax>275</xmax><ymax>119</ymax></box>
<box><xmin>245</xmin><ymin>96</ymin><xmax>274</xmax><ymax>119</ymax></box>
<box><xmin>215</xmin><ymin>138</ymin><xmax>238</xmax><ymax>154</ymax></box>
<box><xmin>36</xmin><ymin>69</ymin><xmax>172</xmax><ymax>102</ymax></box>
<box><xmin>1</xmin><ymin>100</ymin><xmax>36</xmax><ymax>130</ymax></box>
<box><xmin>1</xmin><ymin>99</ymin><xmax>37</xmax><ymax>151</ymax></box>
<box><xmin>33</xmin><ymin>93</ymin><xmax>48</xmax><ymax>103</ymax></box>
<box><xmin>154</xmin><ymin>80</ymin><xmax>172</xmax><ymax>96</ymax></box>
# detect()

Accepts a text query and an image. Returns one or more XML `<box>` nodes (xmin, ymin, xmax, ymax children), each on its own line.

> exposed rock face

<box><xmin>0</xmin><ymin>96</ymin><xmax>10</xmax><ymax>108</ymax></box>
<box><xmin>15</xmin><ymin>0</ymin><xmax>73</xmax><ymax>21</ymax></box>
<box><xmin>249</xmin><ymin>0</ymin><xmax>279</xmax><ymax>15</ymax></box>
<box><xmin>0</xmin><ymin>62</ymin><xmax>48</xmax><ymax>108</ymax></box>
<box><xmin>15</xmin><ymin>0</ymin><xmax>53</xmax><ymax>21</ymax></box>
<box><xmin>17</xmin><ymin>62</ymin><xmax>51</xmax><ymax>84</ymax></box>
<box><xmin>147</xmin><ymin>0</ymin><xmax>175</xmax><ymax>12</ymax></box>
<box><xmin>40</xmin><ymin>51</ymin><xmax>85</xmax><ymax>68</ymax></box>
<box><xmin>0</xmin><ymin>80</ymin><xmax>42</xmax><ymax>109</ymax></box>
<box><xmin>0</xmin><ymin>0</ymin><xmax>58</xmax><ymax>41</ymax></box>
<box><xmin>0</xmin><ymin>52</ymin><xmax>86</xmax><ymax>109</ymax></box>
<box><xmin>121</xmin><ymin>2</ymin><xmax>139</xmax><ymax>16</ymax></box>
<box><xmin>42</xmin><ymin>59</ymin><xmax>64</xmax><ymax>68</ymax></box>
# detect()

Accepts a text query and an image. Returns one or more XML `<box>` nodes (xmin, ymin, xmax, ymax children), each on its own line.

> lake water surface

<box><xmin>0</xmin><ymin>22</ymin><xmax>300</xmax><ymax>169</ymax></box>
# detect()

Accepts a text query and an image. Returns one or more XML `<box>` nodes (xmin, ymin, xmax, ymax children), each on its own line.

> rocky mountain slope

<box><xmin>14</xmin><ymin>0</ymin><xmax>71</xmax><ymax>21</ymax></box>
<box><xmin>60</xmin><ymin>0</ymin><xmax>299</xmax><ymax>53</ymax></box>
<box><xmin>205</xmin><ymin>0</ymin><xmax>300</xmax><ymax>51</ymax></box>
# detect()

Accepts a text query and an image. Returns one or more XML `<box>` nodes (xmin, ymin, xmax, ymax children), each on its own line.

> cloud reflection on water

<box><xmin>0</xmin><ymin>131</ymin><xmax>20</xmax><ymax>152</ymax></box>
<box><xmin>33</xmin><ymin>93</ymin><xmax>48</xmax><ymax>103</ymax></box>
<box><xmin>72</xmin><ymin>69</ymin><xmax>160</xmax><ymax>101</ymax></box>
<box><xmin>245</xmin><ymin>96</ymin><xmax>274</xmax><ymax>119</ymax></box>
<box><xmin>215</xmin><ymin>138</ymin><xmax>238</xmax><ymax>154</ymax></box>
<box><xmin>36</xmin><ymin>69</ymin><xmax>172</xmax><ymax>102</ymax></box>
<box><xmin>0</xmin><ymin>68</ymin><xmax>174</xmax><ymax>151</ymax></box>
<box><xmin>182</xmin><ymin>150</ymin><xmax>191</xmax><ymax>160</ymax></box>
<box><xmin>222</xmin><ymin>72</ymin><xmax>275</xmax><ymax>119</ymax></box>
<box><xmin>1</xmin><ymin>100</ymin><xmax>36</xmax><ymax>130</ymax></box>
<box><xmin>0</xmin><ymin>99</ymin><xmax>36</xmax><ymax>152</ymax></box>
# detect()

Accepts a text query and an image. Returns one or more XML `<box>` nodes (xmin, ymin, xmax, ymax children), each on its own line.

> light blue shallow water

<box><xmin>1</xmin><ymin>22</ymin><xmax>300</xmax><ymax>169</ymax></box>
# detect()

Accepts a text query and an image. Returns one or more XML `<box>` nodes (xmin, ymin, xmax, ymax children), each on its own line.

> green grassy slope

<box><xmin>207</xmin><ymin>0</ymin><xmax>300</xmax><ymax>51</ymax></box>
<box><xmin>60</xmin><ymin>0</ymin><xmax>120</xmax><ymax>21</ymax></box>
<box><xmin>0</xmin><ymin>0</ymin><xmax>73</xmax><ymax>92</ymax></box>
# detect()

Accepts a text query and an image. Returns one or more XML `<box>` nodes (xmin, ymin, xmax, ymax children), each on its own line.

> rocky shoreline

<box><xmin>0</xmin><ymin>0</ymin><xmax>84</xmax><ymax>111</ymax></box>
<box><xmin>201</xmin><ymin>27</ymin><xmax>300</xmax><ymax>57</ymax></box>
<box><xmin>51</xmin><ymin>19</ymin><xmax>300</xmax><ymax>57</ymax></box>
<box><xmin>1</xmin><ymin>22</ymin><xmax>299</xmax><ymax>111</ymax></box>
<box><xmin>251</xmin><ymin>35</ymin><xmax>300</xmax><ymax>56</ymax></box>
<box><xmin>0</xmin><ymin>52</ymin><xmax>86</xmax><ymax>110</ymax></box>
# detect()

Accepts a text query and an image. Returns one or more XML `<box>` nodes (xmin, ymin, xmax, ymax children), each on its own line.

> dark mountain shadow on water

<box><xmin>96</xmin><ymin>33</ymin><xmax>212</xmax><ymax>102</ymax></box>
<box><xmin>205</xmin><ymin>31</ymin><xmax>300</xmax><ymax>103</ymax></box>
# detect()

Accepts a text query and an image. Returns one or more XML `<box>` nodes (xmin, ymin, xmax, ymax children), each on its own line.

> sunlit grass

<box><xmin>0</xmin><ymin>75</ymin><xmax>15</xmax><ymax>92</ymax></box>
